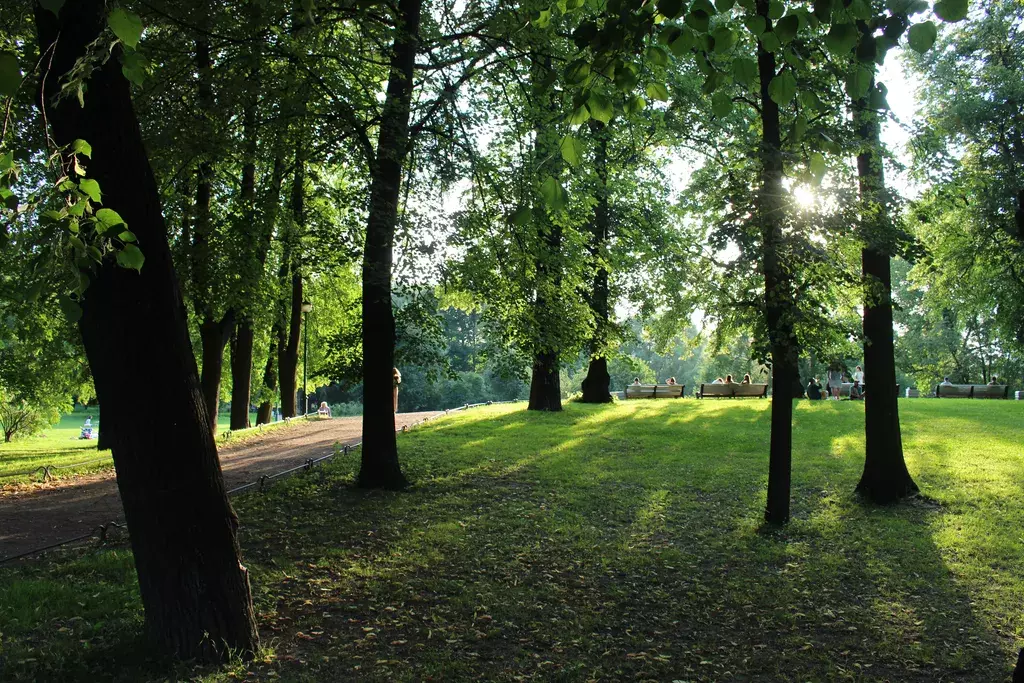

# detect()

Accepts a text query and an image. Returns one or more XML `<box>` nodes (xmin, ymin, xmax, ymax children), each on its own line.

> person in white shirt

<box><xmin>853</xmin><ymin>365</ymin><xmax>864</xmax><ymax>384</ymax></box>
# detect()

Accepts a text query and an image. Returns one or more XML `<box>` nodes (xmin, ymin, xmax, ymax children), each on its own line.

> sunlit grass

<box><xmin>1</xmin><ymin>398</ymin><xmax>1021</xmax><ymax>681</ymax></box>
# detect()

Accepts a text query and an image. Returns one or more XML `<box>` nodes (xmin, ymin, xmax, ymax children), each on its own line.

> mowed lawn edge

<box><xmin>0</xmin><ymin>399</ymin><xmax>1021</xmax><ymax>682</ymax></box>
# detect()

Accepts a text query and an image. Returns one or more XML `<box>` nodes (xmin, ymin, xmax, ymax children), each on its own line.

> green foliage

<box><xmin>107</xmin><ymin>9</ymin><xmax>143</xmax><ymax>48</ymax></box>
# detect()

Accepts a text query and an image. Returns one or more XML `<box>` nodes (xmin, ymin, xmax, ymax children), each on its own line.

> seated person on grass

<box><xmin>849</xmin><ymin>381</ymin><xmax>863</xmax><ymax>400</ymax></box>
<box><xmin>806</xmin><ymin>378</ymin><xmax>822</xmax><ymax>400</ymax></box>
<box><xmin>318</xmin><ymin>401</ymin><xmax>332</xmax><ymax>418</ymax></box>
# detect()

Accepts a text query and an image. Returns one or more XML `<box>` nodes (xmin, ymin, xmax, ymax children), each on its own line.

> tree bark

<box><xmin>757</xmin><ymin>0</ymin><xmax>799</xmax><ymax>525</ymax></box>
<box><xmin>527</xmin><ymin>54</ymin><xmax>564</xmax><ymax>412</ymax></box>
<box><xmin>580</xmin><ymin>121</ymin><xmax>613</xmax><ymax>404</ymax></box>
<box><xmin>229</xmin><ymin>322</ymin><xmax>254</xmax><ymax>430</ymax></box>
<box><xmin>1013</xmin><ymin>648</ymin><xmax>1023</xmax><ymax>683</ymax></box>
<box><xmin>852</xmin><ymin>44</ymin><xmax>919</xmax><ymax>503</ymax></box>
<box><xmin>256</xmin><ymin>330</ymin><xmax>278</xmax><ymax>425</ymax></box>
<box><xmin>34</xmin><ymin>0</ymin><xmax>258</xmax><ymax>660</ymax></box>
<box><xmin>199</xmin><ymin>312</ymin><xmax>234</xmax><ymax>433</ymax></box>
<box><xmin>277</xmin><ymin>153</ymin><xmax>305</xmax><ymax>418</ymax></box>
<box><xmin>358</xmin><ymin>0</ymin><xmax>422</xmax><ymax>489</ymax></box>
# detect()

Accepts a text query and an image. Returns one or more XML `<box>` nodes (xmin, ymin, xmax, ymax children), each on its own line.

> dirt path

<box><xmin>0</xmin><ymin>412</ymin><xmax>442</xmax><ymax>562</ymax></box>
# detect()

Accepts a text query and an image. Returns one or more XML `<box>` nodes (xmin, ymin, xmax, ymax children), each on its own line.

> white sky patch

<box><xmin>878</xmin><ymin>48</ymin><xmax>924</xmax><ymax>200</ymax></box>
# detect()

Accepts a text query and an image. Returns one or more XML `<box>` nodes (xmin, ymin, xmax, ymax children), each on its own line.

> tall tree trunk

<box><xmin>256</xmin><ymin>331</ymin><xmax>279</xmax><ymax>424</ymax></box>
<box><xmin>34</xmin><ymin>0</ymin><xmax>258</xmax><ymax>660</ymax></box>
<box><xmin>580</xmin><ymin>121</ymin><xmax>613</xmax><ymax>404</ymax></box>
<box><xmin>358</xmin><ymin>0</ymin><xmax>422</xmax><ymax>489</ymax></box>
<box><xmin>527</xmin><ymin>54</ymin><xmax>564</xmax><ymax>412</ymax></box>
<box><xmin>199</xmin><ymin>312</ymin><xmax>234</xmax><ymax>433</ymax></box>
<box><xmin>757</xmin><ymin>0</ymin><xmax>799</xmax><ymax>525</ymax></box>
<box><xmin>1013</xmin><ymin>648</ymin><xmax>1023</xmax><ymax>683</ymax></box>
<box><xmin>277</xmin><ymin>152</ymin><xmax>305</xmax><ymax>418</ymax></box>
<box><xmin>852</xmin><ymin>40</ymin><xmax>919</xmax><ymax>503</ymax></box>
<box><xmin>229</xmin><ymin>323</ymin><xmax>254</xmax><ymax>430</ymax></box>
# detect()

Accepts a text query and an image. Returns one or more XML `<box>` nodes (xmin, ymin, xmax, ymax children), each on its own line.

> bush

<box><xmin>329</xmin><ymin>401</ymin><xmax>363</xmax><ymax>417</ymax></box>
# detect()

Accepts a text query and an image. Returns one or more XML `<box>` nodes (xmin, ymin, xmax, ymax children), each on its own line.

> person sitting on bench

<box><xmin>741</xmin><ymin>374</ymin><xmax>751</xmax><ymax>384</ymax></box>
<box><xmin>712</xmin><ymin>377</ymin><xmax>724</xmax><ymax>384</ymax></box>
<box><xmin>724</xmin><ymin>374</ymin><xmax>734</xmax><ymax>384</ymax></box>
<box><xmin>666</xmin><ymin>377</ymin><xmax>677</xmax><ymax>385</ymax></box>
<box><xmin>632</xmin><ymin>377</ymin><xmax>641</xmax><ymax>385</ymax></box>
<box><xmin>988</xmin><ymin>376</ymin><xmax>999</xmax><ymax>385</ymax></box>
<box><xmin>318</xmin><ymin>402</ymin><xmax>331</xmax><ymax>417</ymax></box>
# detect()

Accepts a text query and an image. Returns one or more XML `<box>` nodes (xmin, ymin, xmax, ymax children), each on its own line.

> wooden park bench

<box><xmin>624</xmin><ymin>384</ymin><xmax>685</xmax><ymax>399</ymax></box>
<box><xmin>935</xmin><ymin>384</ymin><xmax>1009</xmax><ymax>399</ymax></box>
<box><xmin>699</xmin><ymin>382</ymin><xmax>768</xmax><ymax>398</ymax></box>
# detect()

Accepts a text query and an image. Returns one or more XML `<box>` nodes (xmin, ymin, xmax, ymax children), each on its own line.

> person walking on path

<box><xmin>393</xmin><ymin>367</ymin><xmax>402</xmax><ymax>413</ymax></box>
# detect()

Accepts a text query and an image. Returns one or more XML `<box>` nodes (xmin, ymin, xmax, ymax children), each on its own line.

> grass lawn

<box><xmin>1</xmin><ymin>399</ymin><xmax>1022</xmax><ymax>681</ymax></box>
<box><xmin>0</xmin><ymin>412</ymin><xmax>261</xmax><ymax>485</ymax></box>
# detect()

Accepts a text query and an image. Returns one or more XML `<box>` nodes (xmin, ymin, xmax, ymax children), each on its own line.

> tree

<box><xmin>30</xmin><ymin>0</ymin><xmax>258</xmax><ymax>660</ymax></box>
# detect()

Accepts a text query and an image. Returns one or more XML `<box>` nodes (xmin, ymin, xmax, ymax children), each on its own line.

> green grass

<box><xmin>1</xmin><ymin>399</ymin><xmax>1022</xmax><ymax>681</ymax></box>
<box><xmin>1</xmin><ymin>412</ymin><xmax>266</xmax><ymax>485</ymax></box>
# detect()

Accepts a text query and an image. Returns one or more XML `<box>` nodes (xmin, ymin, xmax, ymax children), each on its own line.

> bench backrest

<box><xmin>700</xmin><ymin>383</ymin><xmax>767</xmax><ymax>398</ymax></box>
<box><xmin>971</xmin><ymin>384</ymin><xmax>1008</xmax><ymax>399</ymax></box>
<box><xmin>624</xmin><ymin>384</ymin><xmax>684</xmax><ymax>399</ymax></box>
<box><xmin>936</xmin><ymin>384</ymin><xmax>973</xmax><ymax>398</ymax></box>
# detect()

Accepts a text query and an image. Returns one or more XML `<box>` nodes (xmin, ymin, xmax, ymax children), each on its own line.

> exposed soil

<box><xmin>0</xmin><ymin>412</ymin><xmax>441</xmax><ymax>562</ymax></box>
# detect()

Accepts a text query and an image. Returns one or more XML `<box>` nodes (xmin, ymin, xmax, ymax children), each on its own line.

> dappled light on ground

<box><xmin>1</xmin><ymin>399</ymin><xmax>1021</xmax><ymax>681</ymax></box>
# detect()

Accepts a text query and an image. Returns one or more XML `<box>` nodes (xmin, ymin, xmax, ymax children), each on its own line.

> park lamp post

<box><xmin>301</xmin><ymin>300</ymin><xmax>312</xmax><ymax>415</ymax></box>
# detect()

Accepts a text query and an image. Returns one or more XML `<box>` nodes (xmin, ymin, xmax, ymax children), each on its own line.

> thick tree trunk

<box><xmin>852</xmin><ymin>52</ymin><xmax>918</xmax><ymax>503</ymax></box>
<box><xmin>358</xmin><ymin>0</ymin><xmax>422</xmax><ymax>489</ymax></box>
<box><xmin>34</xmin><ymin>0</ymin><xmax>258</xmax><ymax>660</ymax></box>
<box><xmin>757</xmin><ymin>0</ymin><xmax>799</xmax><ymax>525</ymax></box>
<box><xmin>256</xmin><ymin>331</ymin><xmax>278</xmax><ymax>424</ymax></box>
<box><xmin>527</xmin><ymin>54</ymin><xmax>564</xmax><ymax>413</ymax></box>
<box><xmin>278</xmin><ymin>272</ymin><xmax>302</xmax><ymax>417</ymax></box>
<box><xmin>1013</xmin><ymin>648</ymin><xmax>1023</xmax><ymax>682</ymax></box>
<box><xmin>580</xmin><ymin>121</ymin><xmax>612</xmax><ymax>404</ymax></box>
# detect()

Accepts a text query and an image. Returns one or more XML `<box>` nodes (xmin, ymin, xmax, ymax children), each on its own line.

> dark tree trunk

<box><xmin>580</xmin><ymin>121</ymin><xmax>612</xmax><ymax>404</ymax></box>
<box><xmin>199</xmin><ymin>312</ymin><xmax>234</xmax><ymax>434</ymax></box>
<box><xmin>229</xmin><ymin>322</ymin><xmax>254</xmax><ymax>430</ymax></box>
<box><xmin>757</xmin><ymin>0</ymin><xmax>799</xmax><ymax>525</ymax></box>
<box><xmin>852</xmin><ymin>48</ymin><xmax>919</xmax><ymax>503</ymax></box>
<box><xmin>1013</xmin><ymin>648</ymin><xmax>1023</xmax><ymax>683</ymax></box>
<box><xmin>358</xmin><ymin>0</ymin><xmax>422</xmax><ymax>489</ymax></box>
<box><xmin>527</xmin><ymin>54</ymin><xmax>564</xmax><ymax>413</ymax></box>
<box><xmin>256</xmin><ymin>330</ymin><xmax>278</xmax><ymax>425</ymax></box>
<box><xmin>277</xmin><ymin>153</ymin><xmax>305</xmax><ymax>418</ymax></box>
<box><xmin>34</xmin><ymin>0</ymin><xmax>258</xmax><ymax>660</ymax></box>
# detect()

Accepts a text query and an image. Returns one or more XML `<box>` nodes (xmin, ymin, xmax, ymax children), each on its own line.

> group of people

<box><xmin>631</xmin><ymin>376</ymin><xmax>681</xmax><ymax>385</ymax></box>
<box><xmin>939</xmin><ymin>376</ymin><xmax>1002</xmax><ymax>385</ymax></box>
<box><xmin>806</xmin><ymin>365</ymin><xmax>864</xmax><ymax>400</ymax></box>
<box><xmin>711</xmin><ymin>374</ymin><xmax>752</xmax><ymax>385</ymax></box>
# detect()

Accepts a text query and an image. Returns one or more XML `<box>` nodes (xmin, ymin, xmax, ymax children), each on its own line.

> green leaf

<box><xmin>933</xmin><ymin>0</ymin><xmax>967</xmax><ymax>20</ymax></box>
<box><xmin>568</xmin><ymin>105</ymin><xmax>591</xmax><ymax>125</ymax></box>
<box><xmin>732</xmin><ymin>57</ymin><xmax>758</xmax><ymax>87</ymax></box>
<box><xmin>559</xmin><ymin>135</ymin><xmax>584</xmax><ymax>167</ymax></box>
<box><xmin>712</xmin><ymin>26</ymin><xmax>737</xmax><ymax>52</ymax></box>
<box><xmin>685</xmin><ymin>9</ymin><xmax>711</xmax><ymax>32</ymax></box>
<box><xmin>791</xmin><ymin>115</ymin><xmax>807</xmax><ymax>141</ymax></box>
<box><xmin>646</xmin><ymin>45</ymin><xmax>669</xmax><ymax>66</ymax></box>
<box><xmin>614</xmin><ymin>64</ymin><xmax>639</xmax><ymax>91</ymax></box>
<box><xmin>711</xmin><ymin>91</ymin><xmax>733</xmax><ymax>117</ymax></box>
<box><xmin>658</xmin><ymin>0</ymin><xmax>685</xmax><ymax>19</ymax></box>
<box><xmin>869</xmin><ymin>82</ymin><xmax>890</xmax><ymax>110</ymax></box>
<box><xmin>121</xmin><ymin>51</ymin><xmax>149</xmax><ymax>86</ymax></box>
<box><xmin>0</xmin><ymin>52</ymin><xmax>21</xmax><ymax>97</ymax></box>
<box><xmin>691</xmin><ymin>0</ymin><xmax>717</xmax><ymax>14</ymax></box>
<box><xmin>669</xmin><ymin>30</ymin><xmax>696</xmax><ymax>56</ymax></box>
<box><xmin>768</xmin><ymin>0</ymin><xmax>785</xmax><ymax>19</ymax></box>
<box><xmin>510</xmin><ymin>206</ymin><xmax>531</xmax><ymax>226</ymax></box>
<box><xmin>533</xmin><ymin>9</ymin><xmax>552</xmax><ymax>27</ymax></box>
<box><xmin>848</xmin><ymin>0</ymin><xmax>872</xmax><ymax>20</ymax></box>
<box><xmin>825</xmin><ymin>23</ymin><xmax>858</xmax><ymax>55</ymax></box>
<box><xmin>59</xmin><ymin>295</ymin><xmax>82</xmax><ymax>323</ymax></box>
<box><xmin>565</xmin><ymin>59</ymin><xmax>591</xmax><ymax>86</ymax></box>
<box><xmin>646</xmin><ymin>82</ymin><xmax>670</xmax><ymax>101</ymax></box>
<box><xmin>587</xmin><ymin>92</ymin><xmax>614</xmax><ymax>123</ymax></box>
<box><xmin>624</xmin><ymin>94</ymin><xmax>647</xmax><ymax>115</ymax></box>
<box><xmin>96</xmin><ymin>207</ymin><xmax>125</xmax><ymax>230</ymax></box>
<box><xmin>108</xmin><ymin>9</ymin><xmax>143</xmax><ymax>48</ymax></box>
<box><xmin>743</xmin><ymin>15</ymin><xmax>766</xmax><ymax>35</ymax></box>
<box><xmin>907</xmin><ymin>21</ymin><xmax>937</xmax><ymax>52</ymax></box>
<box><xmin>39</xmin><ymin>0</ymin><xmax>65</xmax><ymax>14</ymax></box>
<box><xmin>845</xmin><ymin>65</ymin><xmax>873</xmax><ymax>99</ymax></box>
<box><xmin>761</xmin><ymin>31</ymin><xmax>781</xmax><ymax>52</ymax></box>
<box><xmin>539</xmin><ymin>176</ymin><xmax>566</xmax><ymax>213</ymax></box>
<box><xmin>116</xmin><ymin>243</ymin><xmax>145</xmax><ymax>271</ymax></box>
<box><xmin>72</xmin><ymin>139</ymin><xmax>92</xmax><ymax>158</ymax></box>
<box><xmin>78</xmin><ymin>178</ymin><xmax>101</xmax><ymax>203</ymax></box>
<box><xmin>716</xmin><ymin>0</ymin><xmax>736</xmax><ymax>10</ymax></box>
<box><xmin>774</xmin><ymin>15</ymin><xmax>799</xmax><ymax>42</ymax></box>
<box><xmin>809</xmin><ymin>151</ymin><xmax>826</xmax><ymax>181</ymax></box>
<box><xmin>118</xmin><ymin>230</ymin><xmax>137</xmax><ymax>243</ymax></box>
<box><xmin>813</xmin><ymin>0</ymin><xmax>832</xmax><ymax>22</ymax></box>
<box><xmin>768</xmin><ymin>71</ymin><xmax>797</xmax><ymax>105</ymax></box>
